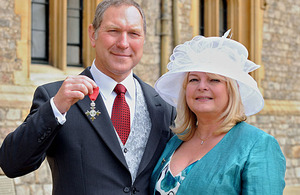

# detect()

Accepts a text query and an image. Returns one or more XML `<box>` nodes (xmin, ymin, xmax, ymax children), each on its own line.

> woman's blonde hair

<box><xmin>172</xmin><ymin>72</ymin><xmax>247</xmax><ymax>141</ymax></box>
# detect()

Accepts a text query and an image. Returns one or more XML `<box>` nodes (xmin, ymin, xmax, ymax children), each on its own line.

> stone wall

<box><xmin>260</xmin><ymin>0</ymin><xmax>300</xmax><ymax>187</ymax></box>
<box><xmin>0</xmin><ymin>0</ymin><xmax>300</xmax><ymax>194</ymax></box>
<box><xmin>262</xmin><ymin>0</ymin><xmax>300</xmax><ymax>101</ymax></box>
<box><xmin>0</xmin><ymin>0</ymin><xmax>21</xmax><ymax>85</ymax></box>
<box><xmin>134</xmin><ymin>0</ymin><xmax>163</xmax><ymax>85</ymax></box>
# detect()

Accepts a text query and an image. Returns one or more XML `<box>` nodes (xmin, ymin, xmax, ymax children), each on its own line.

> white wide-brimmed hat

<box><xmin>155</xmin><ymin>30</ymin><xmax>264</xmax><ymax>116</ymax></box>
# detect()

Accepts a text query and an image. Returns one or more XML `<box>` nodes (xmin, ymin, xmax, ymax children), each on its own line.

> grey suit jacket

<box><xmin>0</xmin><ymin>67</ymin><xmax>176</xmax><ymax>195</ymax></box>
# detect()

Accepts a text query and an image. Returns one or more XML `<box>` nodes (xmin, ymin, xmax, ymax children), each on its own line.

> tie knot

<box><xmin>114</xmin><ymin>84</ymin><xmax>127</xmax><ymax>95</ymax></box>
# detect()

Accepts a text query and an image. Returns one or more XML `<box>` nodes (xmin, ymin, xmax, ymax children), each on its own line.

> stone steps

<box><xmin>0</xmin><ymin>65</ymin><xmax>84</xmax><ymax>108</ymax></box>
<box><xmin>0</xmin><ymin>85</ymin><xmax>35</xmax><ymax>109</ymax></box>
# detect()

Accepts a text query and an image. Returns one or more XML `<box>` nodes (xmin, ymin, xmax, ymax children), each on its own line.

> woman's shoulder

<box><xmin>234</xmin><ymin>121</ymin><xmax>269</xmax><ymax>136</ymax></box>
<box><xmin>226</xmin><ymin>122</ymin><xmax>284</xmax><ymax>164</ymax></box>
<box><xmin>231</xmin><ymin>122</ymin><xmax>278</xmax><ymax>145</ymax></box>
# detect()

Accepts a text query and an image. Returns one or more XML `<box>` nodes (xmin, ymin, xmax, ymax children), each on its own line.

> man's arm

<box><xmin>0</xmin><ymin>85</ymin><xmax>61</xmax><ymax>177</ymax></box>
<box><xmin>0</xmin><ymin>75</ymin><xmax>97</xmax><ymax>178</ymax></box>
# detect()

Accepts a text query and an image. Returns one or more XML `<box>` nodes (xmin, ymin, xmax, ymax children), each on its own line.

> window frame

<box><xmin>67</xmin><ymin>0</ymin><xmax>83</xmax><ymax>67</ymax></box>
<box><xmin>31</xmin><ymin>0</ymin><xmax>49</xmax><ymax>64</ymax></box>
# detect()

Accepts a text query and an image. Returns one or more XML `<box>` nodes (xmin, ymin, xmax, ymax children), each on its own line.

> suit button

<box><xmin>124</xmin><ymin>148</ymin><xmax>128</xmax><ymax>153</ymax></box>
<box><xmin>123</xmin><ymin>187</ymin><xmax>130</xmax><ymax>193</ymax></box>
<box><xmin>132</xmin><ymin>187</ymin><xmax>138</xmax><ymax>194</ymax></box>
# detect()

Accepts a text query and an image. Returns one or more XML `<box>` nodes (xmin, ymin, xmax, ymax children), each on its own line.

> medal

<box><xmin>85</xmin><ymin>87</ymin><xmax>101</xmax><ymax>121</ymax></box>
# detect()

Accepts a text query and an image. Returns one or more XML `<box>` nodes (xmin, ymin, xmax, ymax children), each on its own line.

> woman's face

<box><xmin>185</xmin><ymin>72</ymin><xmax>229</xmax><ymax>119</ymax></box>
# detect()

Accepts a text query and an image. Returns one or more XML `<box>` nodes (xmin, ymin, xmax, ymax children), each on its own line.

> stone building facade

<box><xmin>0</xmin><ymin>0</ymin><xmax>299</xmax><ymax>194</ymax></box>
<box><xmin>259</xmin><ymin>0</ymin><xmax>300</xmax><ymax>189</ymax></box>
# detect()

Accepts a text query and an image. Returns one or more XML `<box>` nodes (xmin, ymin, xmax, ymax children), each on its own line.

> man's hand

<box><xmin>53</xmin><ymin>75</ymin><xmax>97</xmax><ymax>114</ymax></box>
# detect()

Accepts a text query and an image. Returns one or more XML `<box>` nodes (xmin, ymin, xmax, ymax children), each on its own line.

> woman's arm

<box><xmin>241</xmin><ymin>133</ymin><xmax>286</xmax><ymax>194</ymax></box>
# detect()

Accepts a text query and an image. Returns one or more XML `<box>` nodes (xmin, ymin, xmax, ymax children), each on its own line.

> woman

<box><xmin>150</xmin><ymin>30</ymin><xmax>286</xmax><ymax>194</ymax></box>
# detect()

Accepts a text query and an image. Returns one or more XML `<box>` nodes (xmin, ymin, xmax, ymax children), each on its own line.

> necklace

<box><xmin>199</xmin><ymin>134</ymin><xmax>214</xmax><ymax>145</ymax></box>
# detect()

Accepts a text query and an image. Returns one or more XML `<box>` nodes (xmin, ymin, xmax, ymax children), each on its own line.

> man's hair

<box><xmin>92</xmin><ymin>0</ymin><xmax>146</xmax><ymax>38</ymax></box>
<box><xmin>173</xmin><ymin>72</ymin><xmax>247</xmax><ymax>141</ymax></box>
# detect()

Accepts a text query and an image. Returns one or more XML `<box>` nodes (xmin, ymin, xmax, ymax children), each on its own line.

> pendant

<box><xmin>200</xmin><ymin>140</ymin><xmax>204</xmax><ymax>145</ymax></box>
<box><xmin>85</xmin><ymin>101</ymin><xmax>101</xmax><ymax>121</ymax></box>
<box><xmin>85</xmin><ymin>87</ymin><xmax>101</xmax><ymax>121</ymax></box>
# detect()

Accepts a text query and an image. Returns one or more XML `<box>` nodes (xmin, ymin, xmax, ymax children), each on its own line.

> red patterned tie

<box><xmin>111</xmin><ymin>84</ymin><xmax>130</xmax><ymax>145</ymax></box>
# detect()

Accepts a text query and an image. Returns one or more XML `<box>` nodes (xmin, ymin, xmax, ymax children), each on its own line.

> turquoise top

<box><xmin>150</xmin><ymin>122</ymin><xmax>286</xmax><ymax>194</ymax></box>
<box><xmin>154</xmin><ymin>151</ymin><xmax>197</xmax><ymax>194</ymax></box>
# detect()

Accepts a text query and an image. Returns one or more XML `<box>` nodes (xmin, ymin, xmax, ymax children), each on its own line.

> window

<box><xmin>30</xmin><ymin>0</ymin><xmax>96</xmax><ymax>70</ymax></box>
<box><xmin>67</xmin><ymin>0</ymin><xmax>83</xmax><ymax>66</ymax></box>
<box><xmin>197</xmin><ymin>0</ymin><xmax>228</xmax><ymax>36</ymax></box>
<box><xmin>219</xmin><ymin>0</ymin><xmax>227</xmax><ymax>35</ymax></box>
<box><xmin>199</xmin><ymin>0</ymin><xmax>205</xmax><ymax>35</ymax></box>
<box><xmin>31</xmin><ymin>0</ymin><xmax>49</xmax><ymax>64</ymax></box>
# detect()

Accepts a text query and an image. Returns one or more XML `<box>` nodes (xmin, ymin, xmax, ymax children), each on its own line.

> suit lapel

<box><xmin>76</xmin><ymin>68</ymin><xmax>128</xmax><ymax>169</ymax></box>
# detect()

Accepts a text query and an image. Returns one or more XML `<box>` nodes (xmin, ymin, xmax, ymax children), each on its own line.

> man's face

<box><xmin>89</xmin><ymin>5</ymin><xmax>145</xmax><ymax>82</ymax></box>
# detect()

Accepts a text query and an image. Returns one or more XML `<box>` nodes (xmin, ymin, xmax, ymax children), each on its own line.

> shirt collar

<box><xmin>90</xmin><ymin>61</ymin><xmax>135</xmax><ymax>100</ymax></box>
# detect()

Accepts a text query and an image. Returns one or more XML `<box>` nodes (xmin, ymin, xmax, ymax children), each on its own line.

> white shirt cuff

<box><xmin>50</xmin><ymin>97</ymin><xmax>67</xmax><ymax>125</ymax></box>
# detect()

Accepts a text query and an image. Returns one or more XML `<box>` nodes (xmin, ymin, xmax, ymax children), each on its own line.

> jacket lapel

<box><xmin>76</xmin><ymin>68</ymin><xmax>128</xmax><ymax>169</ymax></box>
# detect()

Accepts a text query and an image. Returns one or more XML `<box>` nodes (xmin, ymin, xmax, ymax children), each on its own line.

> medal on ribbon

<box><xmin>85</xmin><ymin>87</ymin><xmax>101</xmax><ymax>121</ymax></box>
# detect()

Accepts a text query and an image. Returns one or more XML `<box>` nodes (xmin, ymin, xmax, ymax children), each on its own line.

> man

<box><xmin>0</xmin><ymin>0</ymin><xmax>175</xmax><ymax>194</ymax></box>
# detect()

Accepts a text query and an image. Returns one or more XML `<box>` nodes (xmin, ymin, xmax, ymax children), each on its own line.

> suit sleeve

<box><xmin>241</xmin><ymin>133</ymin><xmax>286</xmax><ymax>194</ymax></box>
<box><xmin>0</xmin><ymin>85</ymin><xmax>62</xmax><ymax>178</ymax></box>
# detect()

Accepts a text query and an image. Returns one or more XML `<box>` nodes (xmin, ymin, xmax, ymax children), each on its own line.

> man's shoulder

<box><xmin>134</xmin><ymin>74</ymin><xmax>156</xmax><ymax>96</ymax></box>
<box><xmin>136</xmin><ymin>77</ymin><xmax>173</xmax><ymax>107</ymax></box>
